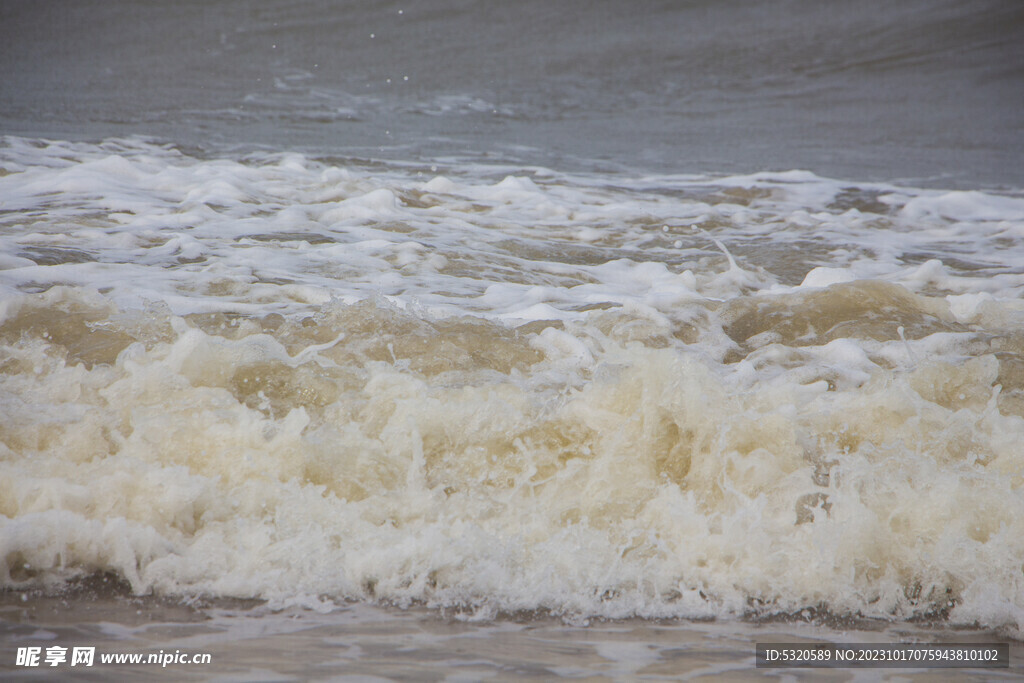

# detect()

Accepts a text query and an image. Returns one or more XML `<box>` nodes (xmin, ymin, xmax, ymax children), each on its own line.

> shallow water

<box><xmin>2</xmin><ymin>586</ymin><xmax>1022</xmax><ymax>681</ymax></box>
<box><xmin>2</xmin><ymin>0</ymin><xmax>1024</xmax><ymax>678</ymax></box>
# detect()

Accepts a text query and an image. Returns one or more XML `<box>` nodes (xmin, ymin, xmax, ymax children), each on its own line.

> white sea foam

<box><xmin>2</xmin><ymin>138</ymin><xmax>1024</xmax><ymax>632</ymax></box>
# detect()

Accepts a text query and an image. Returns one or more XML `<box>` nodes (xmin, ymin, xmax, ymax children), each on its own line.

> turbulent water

<box><xmin>2</xmin><ymin>0</ymin><xmax>1024</xmax><ymax>657</ymax></box>
<box><xmin>3</xmin><ymin>137</ymin><xmax>1024</xmax><ymax>633</ymax></box>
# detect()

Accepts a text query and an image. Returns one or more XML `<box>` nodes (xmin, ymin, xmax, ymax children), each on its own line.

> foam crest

<box><xmin>0</xmin><ymin>289</ymin><xmax>1022</xmax><ymax>631</ymax></box>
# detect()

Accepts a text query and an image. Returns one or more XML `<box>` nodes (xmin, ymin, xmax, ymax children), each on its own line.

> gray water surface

<box><xmin>2</xmin><ymin>0</ymin><xmax>1022</xmax><ymax>187</ymax></box>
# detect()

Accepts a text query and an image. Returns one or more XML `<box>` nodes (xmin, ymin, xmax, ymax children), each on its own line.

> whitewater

<box><xmin>3</xmin><ymin>136</ymin><xmax>1024</xmax><ymax>638</ymax></box>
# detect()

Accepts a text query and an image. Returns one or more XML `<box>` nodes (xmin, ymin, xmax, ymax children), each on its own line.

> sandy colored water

<box><xmin>3</xmin><ymin>4</ymin><xmax>1024</xmax><ymax>677</ymax></box>
<box><xmin>2</xmin><ymin>586</ymin><xmax>1021</xmax><ymax>681</ymax></box>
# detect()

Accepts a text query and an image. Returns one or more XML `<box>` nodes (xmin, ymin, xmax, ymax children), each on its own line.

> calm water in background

<box><xmin>2</xmin><ymin>1</ymin><xmax>1024</xmax><ymax>679</ymax></box>
<box><xmin>3</xmin><ymin>0</ymin><xmax>1023</xmax><ymax>186</ymax></box>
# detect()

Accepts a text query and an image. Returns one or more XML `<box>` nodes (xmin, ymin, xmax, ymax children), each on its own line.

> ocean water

<box><xmin>2</xmin><ymin>0</ymin><xmax>1024</xmax><ymax>678</ymax></box>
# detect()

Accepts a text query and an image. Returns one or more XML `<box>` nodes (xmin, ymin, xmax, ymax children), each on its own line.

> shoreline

<box><xmin>4</xmin><ymin>585</ymin><xmax>1021</xmax><ymax>679</ymax></box>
